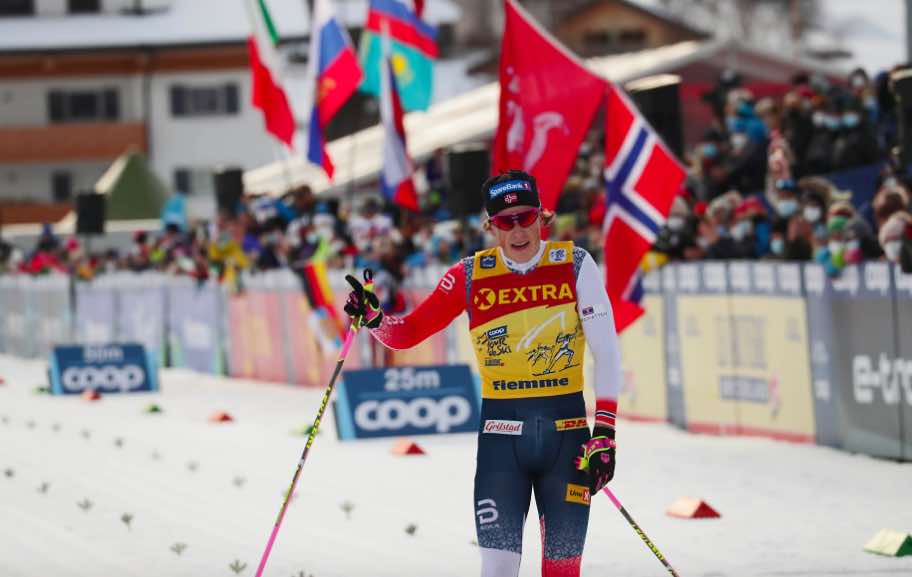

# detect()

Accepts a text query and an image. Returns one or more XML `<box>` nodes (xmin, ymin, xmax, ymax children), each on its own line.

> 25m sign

<box><xmin>49</xmin><ymin>344</ymin><xmax>159</xmax><ymax>395</ymax></box>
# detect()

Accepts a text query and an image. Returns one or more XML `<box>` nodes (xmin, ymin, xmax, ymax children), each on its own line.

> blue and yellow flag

<box><xmin>359</xmin><ymin>0</ymin><xmax>436</xmax><ymax>111</ymax></box>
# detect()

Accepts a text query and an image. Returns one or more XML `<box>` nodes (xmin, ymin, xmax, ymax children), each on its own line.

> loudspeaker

<box><xmin>447</xmin><ymin>146</ymin><xmax>489</xmax><ymax>216</ymax></box>
<box><xmin>627</xmin><ymin>74</ymin><xmax>683</xmax><ymax>158</ymax></box>
<box><xmin>890</xmin><ymin>68</ymin><xmax>912</xmax><ymax>167</ymax></box>
<box><xmin>214</xmin><ymin>167</ymin><xmax>244</xmax><ymax>215</ymax></box>
<box><xmin>75</xmin><ymin>192</ymin><xmax>106</xmax><ymax>235</ymax></box>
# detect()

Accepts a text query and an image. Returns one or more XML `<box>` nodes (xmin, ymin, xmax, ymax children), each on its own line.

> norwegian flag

<box><xmin>602</xmin><ymin>83</ymin><xmax>685</xmax><ymax>333</ymax></box>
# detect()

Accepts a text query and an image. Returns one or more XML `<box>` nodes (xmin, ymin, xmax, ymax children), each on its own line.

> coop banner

<box><xmin>49</xmin><ymin>343</ymin><xmax>158</xmax><ymax>395</ymax></box>
<box><xmin>803</xmin><ymin>263</ymin><xmax>844</xmax><ymax>448</ymax></box>
<box><xmin>617</xmin><ymin>270</ymin><xmax>666</xmax><ymax>421</ymax></box>
<box><xmin>168</xmin><ymin>281</ymin><xmax>224</xmax><ymax>374</ymax></box>
<box><xmin>724</xmin><ymin>262</ymin><xmax>815</xmax><ymax>442</ymax></box>
<box><xmin>893</xmin><ymin>265</ymin><xmax>912</xmax><ymax>461</ymax></box>
<box><xmin>829</xmin><ymin>264</ymin><xmax>904</xmax><ymax>459</ymax></box>
<box><xmin>334</xmin><ymin>365</ymin><xmax>480</xmax><ymax>440</ymax></box>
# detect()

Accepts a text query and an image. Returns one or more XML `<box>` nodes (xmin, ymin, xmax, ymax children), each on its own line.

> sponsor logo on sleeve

<box><xmin>483</xmin><ymin>419</ymin><xmax>524</xmax><ymax>435</ymax></box>
<box><xmin>565</xmin><ymin>483</ymin><xmax>591</xmax><ymax>505</ymax></box>
<box><xmin>579</xmin><ymin>303</ymin><xmax>608</xmax><ymax>320</ymax></box>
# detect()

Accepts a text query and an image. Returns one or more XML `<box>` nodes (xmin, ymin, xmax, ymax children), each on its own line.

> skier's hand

<box><xmin>343</xmin><ymin>269</ymin><xmax>383</xmax><ymax>329</ymax></box>
<box><xmin>575</xmin><ymin>425</ymin><xmax>616</xmax><ymax>494</ymax></box>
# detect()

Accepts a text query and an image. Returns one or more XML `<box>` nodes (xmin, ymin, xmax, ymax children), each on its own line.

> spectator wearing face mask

<box><xmin>696</xmin><ymin>192</ymin><xmax>740</xmax><ymax>260</ymax></box>
<box><xmin>766</xmin><ymin>219</ymin><xmax>789</xmax><ymax>260</ymax></box>
<box><xmin>832</xmin><ymin>104</ymin><xmax>879</xmax><ymax>170</ymax></box>
<box><xmin>730</xmin><ymin>196</ymin><xmax>771</xmax><ymax>258</ymax></box>
<box><xmin>724</xmin><ymin>96</ymin><xmax>769</xmax><ymax>194</ymax></box>
<box><xmin>878</xmin><ymin>211</ymin><xmax>912</xmax><ymax>272</ymax></box>
<box><xmin>653</xmin><ymin>196</ymin><xmax>696</xmax><ymax>260</ymax></box>
<box><xmin>804</xmin><ymin>103</ymin><xmax>839</xmax><ymax>175</ymax></box>
<box><xmin>797</xmin><ymin>181</ymin><xmax>831</xmax><ymax>247</ymax></box>
<box><xmin>771</xmin><ymin>179</ymin><xmax>813</xmax><ymax>260</ymax></box>
<box><xmin>873</xmin><ymin>181</ymin><xmax>910</xmax><ymax>230</ymax></box>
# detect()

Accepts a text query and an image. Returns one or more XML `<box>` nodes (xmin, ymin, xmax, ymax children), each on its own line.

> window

<box><xmin>170</xmin><ymin>83</ymin><xmax>240</xmax><ymax>117</ymax></box>
<box><xmin>47</xmin><ymin>88</ymin><xmax>120</xmax><ymax>123</ymax></box>
<box><xmin>68</xmin><ymin>0</ymin><xmax>100</xmax><ymax>14</ymax></box>
<box><xmin>0</xmin><ymin>0</ymin><xmax>34</xmax><ymax>16</ymax></box>
<box><xmin>618</xmin><ymin>28</ymin><xmax>647</xmax><ymax>48</ymax></box>
<box><xmin>582</xmin><ymin>30</ymin><xmax>615</xmax><ymax>55</ymax></box>
<box><xmin>52</xmin><ymin>171</ymin><xmax>72</xmax><ymax>202</ymax></box>
<box><xmin>173</xmin><ymin>167</ymin><xmax>215</xmax><ymax>196</ymax></box>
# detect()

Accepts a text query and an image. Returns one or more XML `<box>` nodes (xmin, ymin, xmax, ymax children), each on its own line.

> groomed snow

<box><xmin>0</xmin><ymin>354</ymin><xmax>910</xmax><ymax>577</ymax></box>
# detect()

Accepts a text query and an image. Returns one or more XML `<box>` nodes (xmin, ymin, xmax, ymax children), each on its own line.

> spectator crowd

<box><xmin>2</xmin><ymin>65</ymin><xmax>912</xmax><ymax>301</ymax></box>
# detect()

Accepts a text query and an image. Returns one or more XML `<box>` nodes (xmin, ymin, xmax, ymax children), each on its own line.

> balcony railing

<box><xmin>0</xmin><ymin>122</ymin><xmax>146</xmax><ymax>163</ymax></box>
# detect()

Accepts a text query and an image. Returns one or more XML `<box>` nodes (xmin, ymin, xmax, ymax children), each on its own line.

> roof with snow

<box><xmin>0</xmin><ymin>0</ymin><xmax>460</xmax><ymax>53</ymax></box>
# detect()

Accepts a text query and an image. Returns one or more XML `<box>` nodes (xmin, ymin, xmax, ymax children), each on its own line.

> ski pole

<box><xmin>602</xmin><ymin>487</ymin><xmax>681</xmax><ymax>577</ymax></box>
<box><xmin>254</xmin><ymin>271</ymin><xmax>373</xmax><ymax>577</ymax></box>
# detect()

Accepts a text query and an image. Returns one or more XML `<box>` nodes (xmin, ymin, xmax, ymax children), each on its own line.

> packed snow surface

<box><xmin>0</xmin><ymin>355</ymin><xmax>910</xmax><ymax>577</ymax></box>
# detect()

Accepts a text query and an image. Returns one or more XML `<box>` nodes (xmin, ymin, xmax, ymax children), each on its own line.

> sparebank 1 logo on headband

<box><xmin>489</xmin><ymin>180</ymin><xmax>531</xmax><ymax>199</ymax></box>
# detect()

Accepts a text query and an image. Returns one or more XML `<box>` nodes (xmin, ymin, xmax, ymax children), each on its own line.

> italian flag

<box><xmin>246</xmin><ymin>0</ymin><xmax>296</xmax><ymax>147</ymax></box>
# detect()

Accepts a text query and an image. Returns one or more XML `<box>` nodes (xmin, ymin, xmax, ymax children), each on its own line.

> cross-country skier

<box><xmin>343</xmin><ymin>170</ymin><xmax>622</xmax><ymax>577</ymax></box>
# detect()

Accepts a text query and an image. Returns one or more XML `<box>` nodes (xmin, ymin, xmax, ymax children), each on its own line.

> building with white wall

<box><xmin>0</xmin><ymin>0</ymin><xmax>459</xmax><ymax>221</ymax></box>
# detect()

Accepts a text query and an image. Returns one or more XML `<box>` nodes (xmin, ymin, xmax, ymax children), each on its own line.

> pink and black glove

<box><xmin>575</xmin><ymin>400</ymin><xmax>617</xmax><ymax>494</ymax></box>
<box><xmin>343</xmin><ymin>270</ymin><xmax>383</xmax><ymax>329</ymax></box>
<box><xmin>575</xmin><ymin>426</ymin><xmax>616</xmax><ymax>494</ymax></box>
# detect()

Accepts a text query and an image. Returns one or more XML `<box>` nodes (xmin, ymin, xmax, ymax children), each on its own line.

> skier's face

<box><xmin>490</xmin><ymin>206</ymin><xmax>541</xmax><ymax>263</ymax></box>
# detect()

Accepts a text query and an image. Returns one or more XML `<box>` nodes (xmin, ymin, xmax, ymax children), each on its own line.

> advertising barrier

<box><xmin>676</xmin><ymin>262</ymin><xmax>741</xmax><ymax>435</ymax></box>
<box><xmin>167</xmin><ymin>279</ymin><xmax>224</xmax><ymax>375</ymax></box>
<box><xmin>115</xmin><ymin>273</ymin><xmax>167</xmax><ymax>364</ymax></box>
<box><xmin>661</xmin><ymin>264</ymin><xmax>686</xmax><ymax>427</ymax></box>
<box><xmin>334</xmin><ymin>364</ymin><xmax>480</xmax><ymax>440</ymax></box>
<box><xmin>893</xmin><ymin>265</ymin><xmax>912</xmax><ymax>461</ymax></box>
<box><xmin>49</xmin><ymin>343</ymin><xmax>158</xmax><ymax>395</ymax></box>
<box><xmin>803</xmin><ymin>263</ymin><xmax>844</xmax><ymax>448</ymax></box>
<box><xmin>729</xmin><ymin>262</ymin><xmax>815</xmax><ymax>442</ymax></box>
<box><xmin>617</xmin><ymin>271</ymin><xmax>666</xmax><ymax>421</ymax></box>
<box><xmin>28</xmin><ymin>275</ymin><xmax>72</xmax><ymax>359</ymax></box>
<box><xmin>830</xmin><ymin>264</ymin><xmax>904</xmax><ymax>459</ymax></box>
<box><xmin>2</xmin><ymin>260</ymin><xmax>910</xmax><ymax>462</ymax></box>
<box><xmin>74</xmin><ymin>280</ymin><xmax>117</xmax><ymax>344</ymax></box>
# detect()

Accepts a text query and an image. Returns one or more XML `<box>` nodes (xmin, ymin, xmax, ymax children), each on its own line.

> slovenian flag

<box><xmin>245</xmin><ymin>0</ymin><xmax>296</xmax><ymax>147</ymax></box>
<box><xmin>379</xmin><ymin>30</ymin><xmax>419</xmax><ymax>211</ymax></box>
<box><xmin>359</xmin><ymin>0</ymin><xmax>436</xmax><ymax>111</ymax></box>
<box><xmin>306</xmin><ymin>0</ymin><xmax>363</xmax><ymax>179</ymax></box>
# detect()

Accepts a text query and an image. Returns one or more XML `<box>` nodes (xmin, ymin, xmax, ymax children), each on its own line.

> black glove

<box><xmin>343</xmin><ymin>270</ymin><xmax>383</xmax><ymax>329</ymax></box>
<box><xmin>575</xmin><ymin>425</ymin><xmax>616</xmax><ymax>495</ymax></box>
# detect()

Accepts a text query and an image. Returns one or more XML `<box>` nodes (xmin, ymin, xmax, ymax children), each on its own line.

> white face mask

<box><xmin>667</xmin><ymin>216</ymin><xmax>685</xmax><ymax>231</ymax></box>
<box><xmin>732</xmin><ymin>220</ymin><xmax>753</xmax><ymax>241</ymax></box>
<box><xmin>828</xmin><ymin>241</ymin><xmax>844</xmax><ymax>255</ymax></box>
<box><xmin>803</xmin><ymin>206</ymin><xmax>822</xmax><ymax>223</ymax></box>
<box><xmin>884</xmin><ymin>240</ymin><xmax>902</xmax><ymax>262</ymax></box>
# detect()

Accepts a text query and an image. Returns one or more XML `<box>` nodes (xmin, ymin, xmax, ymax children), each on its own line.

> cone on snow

<box><xmin>208</xmin><ymin>411</ymin><xmax>234</xmax><ymax>423</ymax></box>
<box><xmin>391</xmin><ymin>439</ymin><xmax>425</xmax><ymax>456</ymax></box>
<box><xmin>864</xmin><ymin>529</ymin><xmax>912</xmax><ymax>557</ymax></box>
<box><xmin>145</xmin><ymin>403</ymin><xmax>163</xmax><ymax>414</ymax></box>
<box><xmin>666</xmin><ymin>497</ymin><xmax>720</xmax><ymax>519</ymax></box>
<box><xmin>82</xmin><ymin>388</ymin><xmax>102</xmax><ymax>401</ymax></box>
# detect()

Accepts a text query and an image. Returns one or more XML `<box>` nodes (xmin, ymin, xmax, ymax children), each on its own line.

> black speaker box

<box><xmin>75</xmin><ymin>192</ymin><xmax>106</xmax><ymax>235</ymax></box>
<box><xmin>447</xmin><ymin>146</ymin><xmax>490</xmax><ymax>216</ymax></box>
<box><xmin>214</xmin><ymin>167</ymin><xmax>244</xmax><ymax>215</ymax></box>
<box><xmin>628</xmin><ymin>75</ymin><xmax>683</xmax><ymax>158</ymax></box>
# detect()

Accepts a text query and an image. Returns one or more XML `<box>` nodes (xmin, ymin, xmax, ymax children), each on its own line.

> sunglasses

<box><xmin>490</xmin><ymin>208</ymin><xmax>540</xmax><ymax>231</ymax></box>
